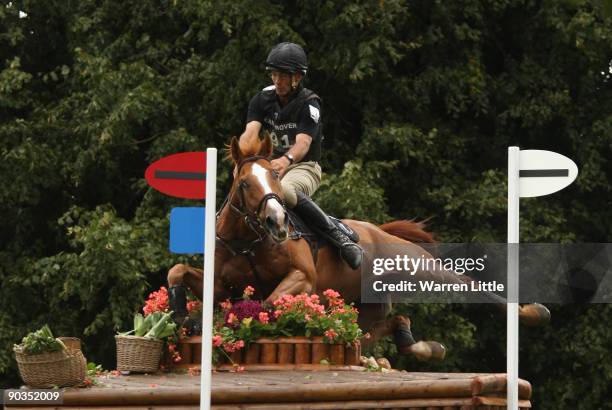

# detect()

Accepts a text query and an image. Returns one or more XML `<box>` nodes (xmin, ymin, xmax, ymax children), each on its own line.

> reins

<box><xmin>215</xmin><ymin>155</ymin><xmax>287</xmax><ymax>299</ymax></box>
<box><xmin>216</xmin><ymin>156</ymin><xmax>284</xmax><ymax>255</ymax></box>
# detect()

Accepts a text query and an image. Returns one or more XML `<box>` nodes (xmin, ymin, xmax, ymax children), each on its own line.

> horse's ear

<box><xmin>260</xmin><ymin>132</ymin><xmax>273</xmax><ymax>158</ymax></box>
<box><xmin>229</xmin><ymin>136</ymin><xmax>243</xmax><ymax>164</ymax></box>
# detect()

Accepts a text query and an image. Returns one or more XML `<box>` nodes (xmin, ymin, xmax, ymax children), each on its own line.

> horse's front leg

<box><xmin>265</xmin><ymin>268</ymin><xmax>315</xmax><ymax>304</ymax></box>
<box><xmin>167</xmin><ymin>264</ymin><xmax>204</xmax><ymax>323</ymax></box>
<box><xmin>264</xmin><ymin>239</ymin><xmax>317</xmax><ymax>304</ymax></box>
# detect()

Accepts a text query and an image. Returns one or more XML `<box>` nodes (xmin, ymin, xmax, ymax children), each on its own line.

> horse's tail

<box><xmin>378</xmin><ymin>219</ymin><xmax>436</xmax><ymax>244</ymax></box>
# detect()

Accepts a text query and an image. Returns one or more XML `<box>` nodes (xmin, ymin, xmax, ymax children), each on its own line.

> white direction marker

<box><xmin>507</xmin><ymin>147</ymin><xmax>578</xmax><ymax>409</ymax></box>
<box><xmin>518</xmin><ymin>150</ymin><xmax>578</xmax><ymax>198</ymax></box>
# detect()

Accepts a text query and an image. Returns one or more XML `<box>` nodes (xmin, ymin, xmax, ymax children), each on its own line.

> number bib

<box><xmin>256</xmin><ymin>87</ymin><xmax>322</xmax><ymax>163</ymax></box>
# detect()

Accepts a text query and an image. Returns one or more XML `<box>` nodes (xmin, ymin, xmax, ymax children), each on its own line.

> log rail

<box><xmin>5</xmin><ymin>371</ymin><xmax>531</xmax><ymax>409</ymax></box>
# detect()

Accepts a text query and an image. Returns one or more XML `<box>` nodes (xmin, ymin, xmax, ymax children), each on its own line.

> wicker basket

<box><xmin>115</xmin><ymin>335</ymin><xmax>163</xmax><ymax>373</ymax></box>
<box><xmin>13</xmin><ymin>341</ymin><xmax>87</xmax><ymax>388</ymax></box>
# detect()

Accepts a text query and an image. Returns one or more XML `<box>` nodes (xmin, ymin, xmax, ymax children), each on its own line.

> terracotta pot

<box><xmin>244</xmin><ymin>344</ymin><xmax>261</xmax><ymax>364</ymax></box>
<box><xmin>345</xmin><ymin>342</ymin><xmax>361</xmax><ymax>366</ymax></box>
<box><xmin>193</xmin><ymin>342</ymin><xmax>202</xmax><ymax>364</ymax></box>
<box><xmin>330</xmin><ymin>344</ymin><xmax>345</xmax><ymax>365</ymax></box>
<box><xmin>310</xmin><ymin>337</ymin><xmax>329</xmax><ymax>364</ymax></box>
<box><xmin>294</xmin><ymin>341</ymin><xmax>310</xmax><ymax>364</ymax></box>
<box><xmin>277</xmin><ymin>343</ymin><xmax>295</xmax><ymax>364</ymax></box>
<box><xmin>179</xmin><ymin>343</ymin><xmax>192</xmax><ymax>364</ymax></box>
<box><xmin>260</xmin><ymin>343</ymin><xmax>277</xmax><ymax>364</ymax></box>
<box><xmin>229</xmin><ymin>350</ymin><xmax>241</xmax><ymax>364</ymax></box>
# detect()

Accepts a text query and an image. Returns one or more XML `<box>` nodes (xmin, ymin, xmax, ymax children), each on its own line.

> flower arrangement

<box><xmin>141</xmin><ymin>286</ymin><xmax>201</xmax><ymax>364</ymax></box>
<box><xmin>139</xmin><ymin>284</ymin><xmax>362</xmax><ymax>368</ymax></box>
<box><xmin>213</xmin><ymin>286</ymin><xmax>363</xmax><ymax>362</ymax></box>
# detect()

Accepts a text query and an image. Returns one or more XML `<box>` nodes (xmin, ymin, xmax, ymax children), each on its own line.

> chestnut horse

<box><xmin>167</xmin><ymin>134</ymin><xmax>550</xmax><ymax>360</ymax></box>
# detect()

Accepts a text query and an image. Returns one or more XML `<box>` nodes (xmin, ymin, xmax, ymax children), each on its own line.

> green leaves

<box><xmin>15</xmin><ymin>325</ymin><xmax>64</xmax><ymax>355</ymax></box>
<box><xmin>316</xmin><ymin>160</ymin><xmax>394</xmax><ymax>224</ymax></box>
<box><xmin>121</xmin><ymin>312</ymin><xmax>176</xmax><ymax>340</ymax></box>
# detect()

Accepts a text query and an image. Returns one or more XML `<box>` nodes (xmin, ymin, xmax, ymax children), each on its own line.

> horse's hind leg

<box><xmin>496</xmin><ymin>302</ymin><xmax>551</xmax><ymax>327</ymax></box>
<box><xmin>455</xmin><ymin>273</ymin><xmax>551</xmax><ymax>326</ymax></box>
<box><xmin>359</xmin><ymin>304</ymin><xmax>446</xmax><ymax>362</ymax></box>
<box><xmin>358</xmin><ymin>303</ymin><xmax>393</xmax><ymax>351</ymax></box>
<box><xmin>167</xmin><ymin>264</ymin><xmax>204</xmax><ymax>324</ymax></box>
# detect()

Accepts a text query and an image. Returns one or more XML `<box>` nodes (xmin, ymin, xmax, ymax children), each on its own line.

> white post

<box><xmin>200</xmin><ymin>148</ymin><xmax>217</xmax><ymax>410</ymax></box>
<box><xmin>507</xmin><ymin>146</ymin><xmax>520</xmax><ymax>409</ymax></box>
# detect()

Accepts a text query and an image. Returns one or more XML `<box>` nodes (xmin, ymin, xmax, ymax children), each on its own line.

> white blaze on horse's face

<box><xmin>251</xmin><ymin>163</ymin><xmax>288</xmax><ymax>243</ymax></box>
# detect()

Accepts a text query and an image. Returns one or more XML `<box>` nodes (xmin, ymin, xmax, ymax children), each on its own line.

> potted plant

<box><xmin>212</xmin><ymin>287</ymin><xmax>363</xmax><ymax>368</ymax></box>
<box><xmin>115</xmin><ymin>310</ymin><xmax>177</xmax><ymax>373</ymax></box>
<box><xmin>13</xmin><ymin>325</ymin><xmax>87</xmax><ymax>387</ymax></box>
<box><xmin>139</xmin><ymin>286</ymin><xmax>202</xmax><ymax>369</ymax></box>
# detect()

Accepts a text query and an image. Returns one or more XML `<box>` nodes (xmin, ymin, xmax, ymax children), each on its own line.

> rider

<box><xmin>237</xmin><ymin>42</ymin><xmax>362</xmax><ymax>269</ymax></box>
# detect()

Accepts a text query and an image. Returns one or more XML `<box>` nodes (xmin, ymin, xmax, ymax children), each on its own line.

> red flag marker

<box><xmin>145</xmin><ymin>152</ymin><xmax>206</xmax><ymax>199</ymax></box>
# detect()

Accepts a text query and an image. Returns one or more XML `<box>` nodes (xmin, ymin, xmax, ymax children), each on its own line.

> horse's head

<box><xmin>228</xmin><ymin>134</ymin><xmax>289</xmax><ymax>243</ymax></box>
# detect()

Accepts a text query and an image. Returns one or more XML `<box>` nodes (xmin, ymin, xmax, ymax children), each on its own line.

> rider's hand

<box><xmin>271</xmin><ymin>156</ymin><xmax>291</xmax><ymax>177</ymax></box>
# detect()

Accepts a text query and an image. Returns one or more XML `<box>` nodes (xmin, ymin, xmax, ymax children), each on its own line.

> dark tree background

<box><xmin>1</xmin><ymin>1</ymin><xmax>611</xmax><ymax>408</ymax></box>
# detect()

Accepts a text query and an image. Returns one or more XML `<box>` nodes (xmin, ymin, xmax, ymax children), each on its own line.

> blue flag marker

<box><xmin>169</xmin><ymin>207</ymin><xmax>205</xmax><ymax>254</ymax></box>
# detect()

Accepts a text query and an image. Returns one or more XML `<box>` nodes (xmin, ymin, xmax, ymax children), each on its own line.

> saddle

<box><xmin>287</xmin><ymin>209</ymin><xmax>360</xmax><ymax>260</ymax></box>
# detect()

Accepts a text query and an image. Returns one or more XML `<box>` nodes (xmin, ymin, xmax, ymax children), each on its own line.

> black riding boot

<box><xmin>168</xmin><ymin>285</ymin><xmax>189</xmax><ymax>324</ymax></box>
<box><xmin>294</xmin><ymin>192</ymin><xmax>363</xmax><ymax>269</ymax></box>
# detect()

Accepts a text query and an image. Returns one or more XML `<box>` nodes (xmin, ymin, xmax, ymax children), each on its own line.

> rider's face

<box><xmin>270</xmin><ymin>71</ymin><xmax>301</xmax><ymax>98</ymax></box>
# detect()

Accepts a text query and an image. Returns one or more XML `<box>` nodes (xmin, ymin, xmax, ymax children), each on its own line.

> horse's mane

<box><xmin>378</xmin><ymin>219</ymin><xmax>436</xmax><ymax>244</ymax></box>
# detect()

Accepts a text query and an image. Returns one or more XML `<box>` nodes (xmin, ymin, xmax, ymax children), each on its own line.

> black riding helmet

<box><xmin>265</xmin><ymin>42</ymin><xmax>308</xmax><ymax>75</ymax></box>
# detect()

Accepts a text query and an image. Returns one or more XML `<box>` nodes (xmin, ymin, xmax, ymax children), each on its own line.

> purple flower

<box><xmin>225</xmin><ymin>300</ymin><xmax>264</xmax><ymax>324</ymax></box>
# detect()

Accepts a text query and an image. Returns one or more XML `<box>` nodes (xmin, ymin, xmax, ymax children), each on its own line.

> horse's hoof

<box><xmin>425</xmin><ymin>341</ymin><xmax>446</xmax><ymax>361</ymax></box>
<box><xmin>519</xmin><ymin>303</ymin><xmax>551</xmax><ymax>327</ymax></box>
<box><xmin>376</xmin><ymin>357</ymin><xmax>392</xmax><ymax>369</ymax></box>
<box><xmin>400</xmin><ymin>341</ymin><xmax>446</xmax><ymax>361</ymax></box>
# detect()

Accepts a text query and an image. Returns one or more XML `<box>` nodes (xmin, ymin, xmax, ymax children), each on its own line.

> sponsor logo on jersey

<box><xmin>309</xmin><ymin>105</ymin><xmax>320</xmax><ymax>123</ymax></box>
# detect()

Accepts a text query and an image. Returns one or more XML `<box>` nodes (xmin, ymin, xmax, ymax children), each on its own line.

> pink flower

<box><xmin>172</xmin><ymin>354</ymin><xmax>182</xmax><ymax>363</ymax></box>
<box><xmin>243</xmin><ymin>285</ymin><xmax>255</xmax><ymax>297</ymax></box>
<box><xmin>223</xmin><ymin>340</ymin><xmax>245</xmax><ymax>352</ymax></box>
<box><xmin>325</xmin><ymin>329</ymin><xmax>338</xmax><ymax>340</ymax></box>
<box><xmin>258</xmin><ymin>312</ymin><xmax>269</xmax><ymax>324</ymax></box>
<box><xmin>212</xmin><ymin>335</ymin><xmax>223</xmax><ymax>347</ymax></box>
<box><xmin>227</xmin><ymin>313</ymin><xmax>238</xmax><ymax>325</ymax></box>
<box><xmin>220</xmin><ymin>299</ymin><xmax>232</xmax><ymax>311</ymax></box>
<box><xmin>143</xmin><ymin>286</ymin><xmax>169</xmax><ymax>316</ymax></box>
<box><xmin>187</xmin><ymin>300</ymin><xmax>201</xmax><ymax>313</ymax></box>
<box><xmin>304</xmin><ymin>314</ymin><xmax>312</xmax><ymax>322</ymax></box>
<box><xmin>323</xmin><ymin>289</ymin><xmax>340</xmax><ymax>299</ymax></box>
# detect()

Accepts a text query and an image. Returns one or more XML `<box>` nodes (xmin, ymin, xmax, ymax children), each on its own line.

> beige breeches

<box><xmin>280</xmin><ymin>161</ymin><xmax>322</xmax><ymax>208</ymax></box>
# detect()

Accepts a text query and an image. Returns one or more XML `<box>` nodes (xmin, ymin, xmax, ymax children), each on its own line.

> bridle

<box><xmin>216</xmin><ymin>156</ymin><xmax>285</xmax><ymax>257</ymax></box>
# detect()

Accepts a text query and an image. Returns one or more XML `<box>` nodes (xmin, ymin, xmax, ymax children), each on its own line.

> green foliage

<box><xmin>14</xmin><ymin>325</ymin><xmax>64</xmax><ymax>355</ymax></box>
<box><xmin>121</xmin><ymin>312</ymin><xmax>177</xmax><ymax>340</ymax></box>
<box><xmin>0</xmin><ymin>1</ymin><xmax>611</xmax><ymax>407</ymax></box>
<box><xmin>316</xmin><ymin>160</ymin><xmax>394</xmax><ymax>223</ymax></box>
